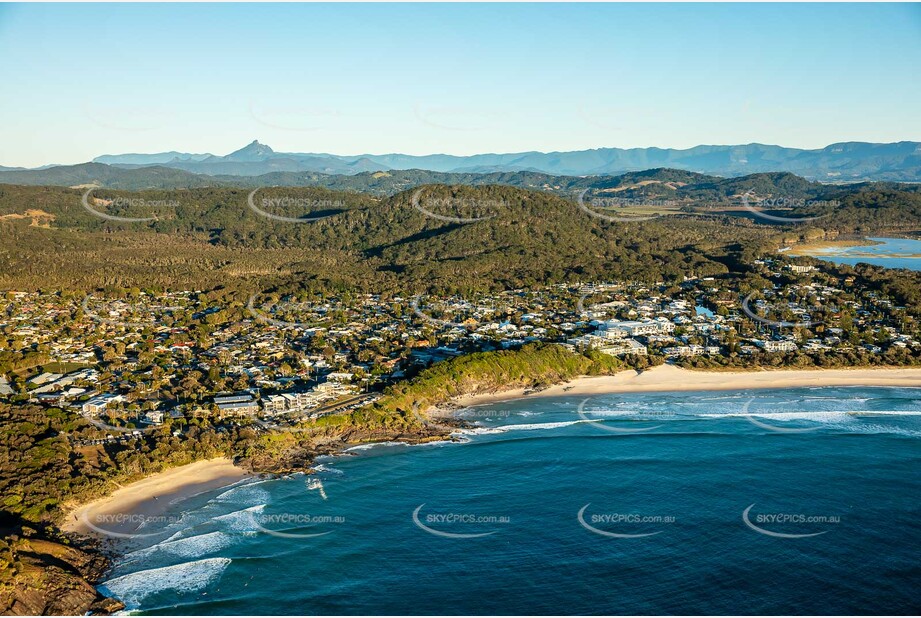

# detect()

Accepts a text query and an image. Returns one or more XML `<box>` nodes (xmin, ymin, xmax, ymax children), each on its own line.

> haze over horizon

<box><xmin>86</xmin><ymin>137</ymin><xmax>921</xmax><ymax>162</ymax></box>
<box><xmin>1</xmin><ymin>2</ymin><xmax>920</xmax><ymax>167</ymax></box>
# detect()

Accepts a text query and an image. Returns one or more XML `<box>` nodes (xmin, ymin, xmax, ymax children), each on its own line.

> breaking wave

<box><xmin>100</xmin><ymin>557</ymin><xmax>231</xmax><ymax>609</ymax></box>
<box><xmin>122</xmin><ymin>531</ymin><xmax>235</xmax><ymax>563</ymax></box>
<box><xmin>458</xmin><ymin>419</ymin><xmax>594</xmax><ymax>435</ymax></box>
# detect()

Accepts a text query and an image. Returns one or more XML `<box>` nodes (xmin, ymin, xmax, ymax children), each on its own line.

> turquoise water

<box><xmin>695</xmin><ymin>305</ymin><xmax>714</xmax><ymax>318</ymax></box>
<box><xmin>801</xmin><ymin>237</ymin><xmax>921</xmax><ymax>271</ymax></box>
<box><xmin>99</xmin><ymin>387</ymin><xmax>921</xmax><ymax>615</ymax></box>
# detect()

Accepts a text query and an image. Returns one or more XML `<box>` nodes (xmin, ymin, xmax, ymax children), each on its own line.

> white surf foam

<box><xmin>700</xmin><ymin>411</ymin><xmax>853</xmax><ymax>422</ymax></box>
<box><xmin>344</xmin><ymin>441</ymin><xmax>408</xmax><ymax>452</ymax></box>
<box><xmin>701</xmin><ymin>410</ymin><xmax>921</xmax><ymax>421</ymax></box>
<box><xmin>306</xmin><ymin>477</ymin><xmax>328</xmax><ymax>500</ymax></box>
<box><xmin>100</xmin><ymin>557</ymin><xmax>231</xmax><ymax>609</ymax></box>
<box><xmin>578</xmin><ymin>408</ymin><xmax>675</xmax><ymax>419</ymax></box>
<box><xmin>122</xmin><ymin>530</ymin><xmax>234</xmax><ymax>563</ymax></box>
<box><xmin>208</xmin><ymin>479</ymin><xmax>273</xmax><ymax>507</ymax></box>
<box><xmin>212</xmin><ymin>503</ymin><xmax>267</xmax><ymax>533</ymax></box>
<box><xmin>841</xmin><ymin>423</ymin><xmax>921</xmax><ymax>437</ymax></box>
<box><xmin>458</xmin><ymin>419</ymin><xmax>594</xmax><ymax>435</ymax></box>
<box><xmin>416</xmin><ymin>438</ymin><xmax>459</xmax><ymax>447</ymax></box>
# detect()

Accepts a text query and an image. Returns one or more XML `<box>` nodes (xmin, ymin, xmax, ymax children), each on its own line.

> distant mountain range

<box><xmin>2</xmin><ymin>141</ymin><xmax>920</xmax><ymax>194</ymax></box>
<box><xmin>0</xmin><ymin>160</ymin><xmax>814</xmax><ymax>199</ymax></box>
<box><xmin>4</xmin><ymin>156</ymin><xmax>919</xmax><ymax>214</ymax></box>
<box><xmin>80</xmin><ymin>139</ymin><xmax>921</xmax><ymax>182</ymax></box>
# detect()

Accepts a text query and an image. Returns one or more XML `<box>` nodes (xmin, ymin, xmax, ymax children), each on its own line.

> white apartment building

<box><xmin>599</xmin><ymin>338</ymin><xmax>648</xmax><ymax>356</ymax></box>
<box><xmin>601</xmin><ymin>320</ymin><xmax>675</xmax><ymax>337</ymax></box>
<box><xmin>82</xmin><ymin>393</ymin><xmax>124</xmax><ymax>416</ymax></box>
<box><xmin>758</xmin><ymin>340</ymin><xmax>798</xmax><ymax>353</ymax></box>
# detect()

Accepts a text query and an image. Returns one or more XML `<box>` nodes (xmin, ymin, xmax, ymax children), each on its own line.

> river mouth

<box><xmin>787</xmin><ymin>237</ymin><xmax>921</xmax><ymax>270</ymax></box>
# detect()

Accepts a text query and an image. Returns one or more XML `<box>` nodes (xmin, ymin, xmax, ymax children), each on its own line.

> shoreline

<box><xmin>785</xmin><ymin>237</ymin><xmax>878</xmax><ymax>255</ymax></box>
<box><xmin>449</xmin><ymin>364</ymin><xmax>921</xmax><ymax>408</ymax></box>
<box><xmin>49</xmin><ymin>364</ymin><xmax>921</xmax><ymax>613</ymax></box>
<box><xmin>62</xmin><ymin>458</ymin><xmax>252</xmax><ymax>537</ymax></box>
<box><xmin>787</xmin><ymin>236</ymin><xmax>921</xmax><ymax>258</ymax></box>
<box><xmin>60</xmin><ymin>365</ymin><xmax>921</xmax><ymax>532</ymax></box>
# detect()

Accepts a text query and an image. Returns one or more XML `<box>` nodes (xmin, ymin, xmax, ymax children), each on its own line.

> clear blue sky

<box><xmin>1</xmin><ymin>2</ymin><xmax>919</xmax><ymax>167</ymax></box>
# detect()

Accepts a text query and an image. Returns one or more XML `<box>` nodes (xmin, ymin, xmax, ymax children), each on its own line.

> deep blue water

<box><xmin>800</xmin><ymin>237</ymin><xmax>921</xmax><ymax>271</ymax></box>
<box><xmin>99</xmin><ymin>387</ymin><xmax>921</xmax><ymax>615</ymax></box>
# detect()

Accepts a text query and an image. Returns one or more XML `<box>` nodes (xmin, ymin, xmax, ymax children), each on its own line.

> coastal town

<box><xmin>1</xmin><ymin>256</ymin><xmax>919</xmax><ymax>440</ymax></box>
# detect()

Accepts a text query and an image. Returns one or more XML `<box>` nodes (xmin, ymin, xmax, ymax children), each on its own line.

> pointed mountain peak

<box><xmin>224</xmin><ymin>140</ymin><xmax>275</xmax><ymax>162</ymax></box>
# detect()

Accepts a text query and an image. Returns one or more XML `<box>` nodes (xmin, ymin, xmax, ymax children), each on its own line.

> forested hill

<box><xmin>0</xmin><ymin>163</ymin><xmax>224</xmax><ymax>191</ymax></box>
<box><xmin>0</xmin><ymin>183</ymin><xmax>766</xmax><ymax>292</ymax></box>
<box><xmin>0</xmin><ymin>162</ymin><xmax>733</xmax><ymax>194</ymax></box>
<box><xmin>0</xmin><ymin>181</ymin><xmax>918</xmax><ymax>293</ymax></box>
<box><xmin>2</xmin><ymin>162</ymin><xmax>920</xmax><ymax>204</ymax></box>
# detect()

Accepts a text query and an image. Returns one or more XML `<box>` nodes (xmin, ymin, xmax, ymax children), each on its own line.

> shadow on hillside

<box><xmin>363</xmin><ymin>223</ymin><xmax>463</xmax><ymax>258</ymax></box>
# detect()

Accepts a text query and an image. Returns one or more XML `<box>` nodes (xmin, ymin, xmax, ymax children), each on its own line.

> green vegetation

<box><xmin>1</xmin><ymin>177</ymin><xmax>918</xmax><ymax>294</ymax></box>
<box><xmin>0</xmin><ymin>169</ymin><xmax>919</xmax><ymax>615</ymax></box>
<box><xmin>0</xmin><ymin>184</ymin><xmax>781</xmax><ymax>293</ymax></box>
<box><xmin>0</xmin><ymin>403</ymin><xmax>233</xmax><ymax>524</ymax></box>
<box><xmin>0</xmin><ymin>345</ymin><xmax>643</xmax><ymax>526</ymax></box>
<box><xmin>370</xmin><ymin>343</ymin><xmax>658</xmax><ymax>419</ymax></box>
<box><xmin>0</xmin><ymin>403</ymin><xmax>239</xmax><ymax>614</ymax></box>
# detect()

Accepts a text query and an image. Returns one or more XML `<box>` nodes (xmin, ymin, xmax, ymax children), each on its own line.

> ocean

<box><xmin>99</xmin><ymin>387</ymin><xmax>921</xmax><ymax>615</ymax></box>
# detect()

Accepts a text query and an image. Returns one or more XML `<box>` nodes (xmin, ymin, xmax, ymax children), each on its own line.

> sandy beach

<box><xmin>63</xmin><ymin>458</ymin><xmax>251</xmax><ymax>537</ymax></box>
<box><xmin>452</xmin><ymin>364</ymin><xmax>921</xmax><ymax>408</ymax></box>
